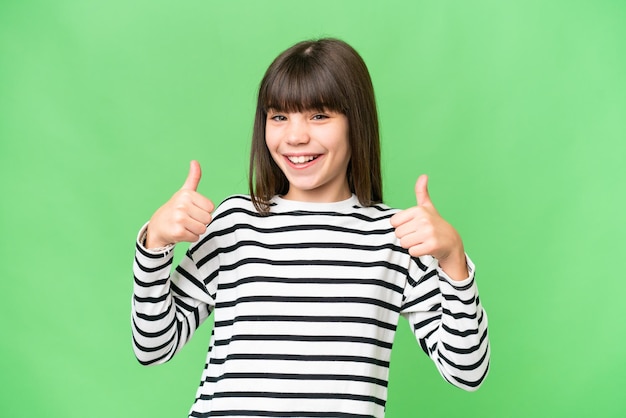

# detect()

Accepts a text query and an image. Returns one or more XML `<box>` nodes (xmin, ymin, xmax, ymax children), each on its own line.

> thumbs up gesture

<box><xmin>145</xmin><ymin>161</ymin><xmax>215</xmax><ymax>249</ymax></box>
<box><xmin>390</xmin><ymin>175</ymin><xmax>468</xmax><ymax>281</ymax></box>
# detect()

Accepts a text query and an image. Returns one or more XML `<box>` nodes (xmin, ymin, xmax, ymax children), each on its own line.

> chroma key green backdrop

<box><xmin>1</xmin><ymin>1</ymin><xmax>625</xmax><ymax>417</ymax></box>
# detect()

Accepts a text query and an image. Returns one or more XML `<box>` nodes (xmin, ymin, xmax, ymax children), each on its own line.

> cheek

<box><xmin>264</xmin><ymin>137</ymin><xmax>282</xmax><ymax>166</ymax></box>
<box><xmin>264</xmin><ymin>127</ymin><xmax>280</xmax><ymax>152</ymax></box>
<box><xmin>340</xmin><ymin>121</ymin><xmax>350</xmax><ymax>158</ymax></box>
<box><xmin>341</xmin><ymin>136</ymin><xmax>351</xmax><ymax>162</ymax></box>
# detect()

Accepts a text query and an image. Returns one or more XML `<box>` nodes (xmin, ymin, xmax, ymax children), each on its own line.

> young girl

<box><xmin>132</xmin><ymin>38</ymin><xmax>490</xmax><ymax>417</ymax></box>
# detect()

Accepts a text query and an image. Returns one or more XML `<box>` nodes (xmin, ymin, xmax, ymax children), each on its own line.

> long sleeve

<box><xmin>131</xmin><ymin>224</ymin><xmax>215</xmax><ymax>366</ymax></box>
<box><xmin>130</xmin><ymin>196</ymin><xmax>490</xmax><ymax>416</ymax></box>
<box><xmin>401</xmin><ymin>255</ymin><xmax>490</xmax><ymax>391</ymax></box>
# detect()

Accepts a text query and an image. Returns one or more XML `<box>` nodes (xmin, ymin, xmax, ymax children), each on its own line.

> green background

<box><xmin>1</xmin><ymin>0</ymin><xmax>625</xmax><ymax>417</ymax></box>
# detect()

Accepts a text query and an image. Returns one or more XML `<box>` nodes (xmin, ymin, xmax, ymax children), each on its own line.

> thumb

<box><xmin>415</xmin><ymin>174</ymin><xmax>432</xmax><ymax>207</ymax></box>
<box><xmin>182</xmin><ymin>160</ymin><xmax>202</xmax><ymax>191</ymax></box>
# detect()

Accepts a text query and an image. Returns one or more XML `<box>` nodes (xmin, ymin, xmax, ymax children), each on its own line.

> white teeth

<box><xmin>288</xmin><ymin>155</ymin><xmax>316</xmax><ymax>164</ymax></box>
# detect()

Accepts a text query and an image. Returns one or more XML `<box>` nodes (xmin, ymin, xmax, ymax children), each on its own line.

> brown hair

<box><xmin>249</xmin><ymin>38</ymin><xmax>382</xmax><ymax>214</ymax></box>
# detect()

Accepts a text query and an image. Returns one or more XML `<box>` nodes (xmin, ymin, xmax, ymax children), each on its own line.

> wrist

<box><xmin>142</xmin><ymin>227</ymin><xmax>174</xmax><ymax>251</ymax></box>
<box><xmin>438</xmin><ymin>248</ymin><xmax>468</xmax><ymax>281</ymax></box>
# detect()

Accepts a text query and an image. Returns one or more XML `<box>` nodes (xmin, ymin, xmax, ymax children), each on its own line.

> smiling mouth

<box><xmin>286</xmin><ymin>155</ymin><xmax>320</xmax><ymax>165</ymax></box>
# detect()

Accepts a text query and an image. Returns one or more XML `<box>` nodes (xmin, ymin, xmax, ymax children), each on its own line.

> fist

<box><xmin>145</xmin><ymin>160</ymin><xmax>215</xmax><ymax>249</ymax></box>
<box><xmin>390</xmin><ymin>175</ymin><xmax>468</xmax><ymax>280</ymax></box>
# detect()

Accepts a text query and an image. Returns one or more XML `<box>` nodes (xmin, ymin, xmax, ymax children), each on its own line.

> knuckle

<box><xmin>421</xmin><ymin>222</ymin><xmax>434</xmax><ymax>234</ymax></box>
<box><xmin>172</xmin><ymin>211</ymin><xmax>186</xmax><ymax>223</ymax></box>
<box><xmin>172</xmin><ymin>225</ymin><xmax>186</xmax><ymax>239</ymax></box>
<box><xmin>174</xmin><ymin>199</ymin><xmax>189</xmax><ymax>210</ymax></box>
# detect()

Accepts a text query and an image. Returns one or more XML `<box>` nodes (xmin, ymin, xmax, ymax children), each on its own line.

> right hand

<box><xmin>145</xmin><ymin>160</ymin><xmax>215</xmax><ymax>249</ymax></box>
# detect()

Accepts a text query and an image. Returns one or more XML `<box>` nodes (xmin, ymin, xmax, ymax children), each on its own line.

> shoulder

<box><xmin>189</xmin><ymin>195</ymin><xmax>258</xmax><ymax>253</ymax></box>
<box><xmin>348</xmin><ymin>201</ymin><xmax>401</xmax><ymax>226</ymax></box>
<box><xmin>212</xmin><ymin>194</ymin><xmax>257</xmax><ymax>216</ymax></box>
<box><xmin>355</xmin><ymin>201</ymin><xmax>399</xmax><ymax>216</ymax></box>
<box><xmin>207</xmin><ymin>194</ymin><xmax>263</xmax><ymax>226</ymax></box>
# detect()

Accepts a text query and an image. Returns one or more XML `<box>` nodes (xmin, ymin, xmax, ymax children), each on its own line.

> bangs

<box><xmin>261</xmin><ymin>55</ymin><xmax>348</xmax><ymax>114</ymax></box>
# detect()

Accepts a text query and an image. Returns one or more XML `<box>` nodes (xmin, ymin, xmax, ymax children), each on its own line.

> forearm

<box><xmin>131</xmin><ymin>226</ymin><xmax>210</xmax><ymax>365</ymax></box>
<box><xmin>131</xmin><ymin>242</ymin><xmax>183</xmax><ymax>365</ymax></box>
<box><xmin>433</xmin><ymin>271</ymin><xmax>490</xmax><ymax>390</ymax></box>
<box><xmin>406</xmin><ymin>256</ymin><xmax>490</xmax><ymax>390</ymax></box>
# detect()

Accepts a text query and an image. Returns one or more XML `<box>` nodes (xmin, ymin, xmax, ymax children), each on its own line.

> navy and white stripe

<box><xmin>132</xmin><ymin>194</ymin><xmax>490</xmax><ymax>417</ymax></box>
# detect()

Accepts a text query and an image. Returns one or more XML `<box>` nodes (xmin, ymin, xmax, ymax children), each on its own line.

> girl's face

<box><xmin>265</xmin><ymin>109</ymin><xmax>351</xmax><ymax>203</ymax></box>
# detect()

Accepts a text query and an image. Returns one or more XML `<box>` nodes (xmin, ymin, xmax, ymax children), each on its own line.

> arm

<box><xmin>391</xmin><ymin>175</ymin><xmax>490</xmax><ymax>389</ymax></box>
<box><xmin>131</xmin><ymin>160</ymin><xmax>216</xmax><ymax>365</ymax></box>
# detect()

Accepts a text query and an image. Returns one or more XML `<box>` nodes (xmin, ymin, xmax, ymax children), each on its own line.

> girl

<box><xmin>132</xmin><ymin>38</ymin><xmax>489</xmax><ymax>418</ymax></box>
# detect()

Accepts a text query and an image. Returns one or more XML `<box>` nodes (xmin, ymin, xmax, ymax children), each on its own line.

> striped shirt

<box><xmin>132</xmin><ymin>194</ymin><xmax>490</xmax><ymax>417</ymax></box>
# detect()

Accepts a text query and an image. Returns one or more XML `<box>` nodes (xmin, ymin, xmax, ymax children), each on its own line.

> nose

<box><xmin>285</xmin><ymin>118</ymin><xmax>310</xmax><ymax>146</ymax></box>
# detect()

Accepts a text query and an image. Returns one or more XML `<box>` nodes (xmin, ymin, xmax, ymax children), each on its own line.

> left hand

<box><xmin>390</xmin><ymin>175</ymin><xmax>468</xmax><ymax>281</ymax></box>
